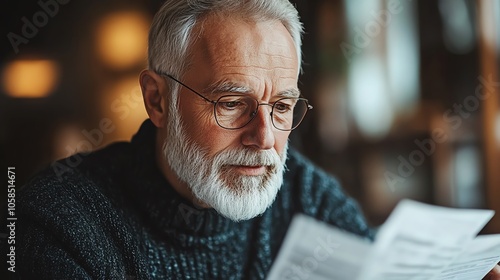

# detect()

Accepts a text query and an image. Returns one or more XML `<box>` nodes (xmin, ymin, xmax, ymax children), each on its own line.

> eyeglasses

<box><xmin>157</xmin><ymin>72</ymin><xmax>312</xmax><ymax>131</ymax></box>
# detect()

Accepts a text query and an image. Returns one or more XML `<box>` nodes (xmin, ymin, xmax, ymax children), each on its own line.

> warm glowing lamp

<box><xmin>102</xmin><ymin>76</ymin><xmax>148</xmax><ymax>142</ymax></box>
<box><xmin>2</xmin><ymin>59</ymin><xmax>59</xmax><ymax>98</ymax></box>
<box><xmin>96</xmin><ymin>11</ymin><xmax>150</xmax><ymax>69</ymax></box>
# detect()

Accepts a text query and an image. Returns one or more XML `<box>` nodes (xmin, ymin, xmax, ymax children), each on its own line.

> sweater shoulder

<box><xmin>17</xmin><ymin>142</ymin><xmax>135</xmax><ymax>228</ymax></box>
<box><xmin>281</xmin><ymin>148</ymin><xmax>373</xmax><ymax>239</ymax></box>
<box><xmin>21</xmin><ymin>142</ymin><xmax>131</xmax><ymax>195</ymax></box>
<box><xmin>13</xmin><ymin>142</ymin><xmax>145</xmax><ymax>277</ymax></box>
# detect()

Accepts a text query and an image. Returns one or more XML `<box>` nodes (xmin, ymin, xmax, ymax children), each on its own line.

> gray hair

<box><xmin>148</xmin><ymin>0</ymin><xmax>303</xmax><ymax>99</ymax></box>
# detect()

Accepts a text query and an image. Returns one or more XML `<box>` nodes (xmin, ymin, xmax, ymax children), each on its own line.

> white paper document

<box><xmin>437</xmin><ymin>235</ymin><xmax>500</xmax><ymax>280</ymax></box>
<box><xmin>267</xmin><ymin>200</ymin><xmax>500</xmax><ymax>280</ymax></box>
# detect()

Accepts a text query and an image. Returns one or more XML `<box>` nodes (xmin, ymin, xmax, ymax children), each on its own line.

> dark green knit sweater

<box><xmin>7</xmin><ymin>120</ymin><xmax>372</xmax><ymax>279</ymax></box>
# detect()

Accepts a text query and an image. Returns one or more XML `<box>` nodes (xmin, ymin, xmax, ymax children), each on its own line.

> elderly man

<box><xmin>7</xmin><ymin>0</ymin><xmax>500</xmax><ymax>279</ymax></box>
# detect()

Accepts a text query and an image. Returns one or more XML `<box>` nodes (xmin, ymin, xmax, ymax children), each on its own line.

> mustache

<box><xmin>212</xmin><ymin>148</ymin><xmax>283</xmax><ymax>167</ymax></box>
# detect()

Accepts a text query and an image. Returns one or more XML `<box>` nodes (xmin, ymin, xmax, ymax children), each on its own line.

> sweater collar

<box><xmin>129</xmin><ymin>120</ymin><xmax>248</xmax><ymax>244</ymax></box>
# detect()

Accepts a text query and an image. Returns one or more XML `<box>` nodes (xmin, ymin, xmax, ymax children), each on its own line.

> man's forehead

<box><xmin>182</xmin><ymin>13</ymin><xmax>300</xmax><ymax>98</ymax></box>
<box><xmin>201</xmin><ymin>78</ymin><xmax>301</xmax><ymax>98</ymax></box>
<box><xmin>192</xmin><ymin>14</ymin><xmax>298</xmax><ymax>67</ymax></box>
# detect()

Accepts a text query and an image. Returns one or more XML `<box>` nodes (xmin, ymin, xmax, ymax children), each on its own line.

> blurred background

<box><xmin>1</xmin><ymin>0</ymin><xmax>499</xmax><ymax>233</ymax></box>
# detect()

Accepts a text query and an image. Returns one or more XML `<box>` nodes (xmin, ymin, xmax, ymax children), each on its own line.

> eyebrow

<box><xmin>277</xmin><ymin>88</ymin><xmax>301</xmax><ymax>98</ymax></box>
<box><xmin>203</xmin><ymin>80</ymin><xmax>301</xmax><ymax>99</ymax></box>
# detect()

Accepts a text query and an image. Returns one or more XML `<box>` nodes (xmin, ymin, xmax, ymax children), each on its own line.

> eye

<box><xmin>274</xmin><ymin>101</ymin><xmax>293</xmax><ymax>113</ymax></box>
<box><xmin>216</xmin><ymin>96</ymin><xmax>253</xmax><ymax>114</ymax></box>
<box><xmin>219</xmin><ymin>100</ymin><xmax>243</xmax><ymax>110</ymax></box>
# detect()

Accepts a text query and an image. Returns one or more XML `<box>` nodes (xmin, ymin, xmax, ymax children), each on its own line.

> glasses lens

<box><xmin>215</xmin><ymin>95</ymin><xmax>258</xmax><ymax>129</ymax></box>
<box><xmin>215</xmin><ymin>96</ymin><xmax>309</xmax><ymax>130</ymax></box>
<box><xmin>272</xmin><ymin>98</ymin><xmax>308</xmax><ymax>131</ymax></box>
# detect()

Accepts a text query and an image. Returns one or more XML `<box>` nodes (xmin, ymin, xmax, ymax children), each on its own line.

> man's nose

<box><xmin>241</xmin><ymin>106</ymin><xmax>275</xmax><ymax>150</ymax></box>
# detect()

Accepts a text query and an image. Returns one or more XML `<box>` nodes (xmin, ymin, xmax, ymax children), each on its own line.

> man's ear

<box><xmin>140</xmin><ymin>70</ymin><xmax>167</xmax><ymax>128</ymax></box>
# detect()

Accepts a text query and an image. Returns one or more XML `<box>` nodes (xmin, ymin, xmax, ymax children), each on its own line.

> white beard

<box><xmin>162</xmin><ymin>106</ymin><xmax>287</xmax><ymax>222</ymax></box>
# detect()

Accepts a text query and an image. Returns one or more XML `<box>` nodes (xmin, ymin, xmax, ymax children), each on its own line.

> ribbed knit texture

<box><xmin>8</xmin><ymin>120</ymin><xmax>373</xmax><ymax>279</ymax></box>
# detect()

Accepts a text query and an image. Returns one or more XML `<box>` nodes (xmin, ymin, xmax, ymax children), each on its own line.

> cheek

<box><xmin>178</xmin><ymin>97</ymin><xmax>215</xmax><ymax>137</ymax></box>
<box><xmin>191</xmin><ymin>107</ymin><xmax>213</xmax><ymax>127</ymax></box>
<box><xmin>181</xmin><ymin>105</ymin><xmax>233</xmax><ymax>152</ymax></box>
<box><xmin>274</xmin><ymin>131</ymin><xmax>290</xmax><ymax>155</ymax></box>
<box><xmin>184</xmin><ymin>109</ymin><xmax>215</xmax><ymax>137</ymax></box>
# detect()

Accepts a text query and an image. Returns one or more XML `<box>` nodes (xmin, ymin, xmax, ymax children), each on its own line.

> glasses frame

<box><xmin>157</xmin><ymin>72</ymin><xmax>312</xmax><ymax>131</ymax></box>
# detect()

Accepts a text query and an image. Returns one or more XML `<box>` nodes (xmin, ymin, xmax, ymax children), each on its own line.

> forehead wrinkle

<box><xmin>221</xmin><ymin>65</ymin><xmax>296</xmax><ymax>72</ymax></box>
<box><xmin>267</xmin><ymin>54</ymin><xmax>295</xmax><ymax>61</ymax></box>
<box><xmin>203</xmin><ymin>24</ymin><xmax>296</xmax><ymax>69</ymax></box>
<box><xmin>202</xmin><ymin>79</ymin><xmax>253</xmax><ymax>96</ymax></box>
